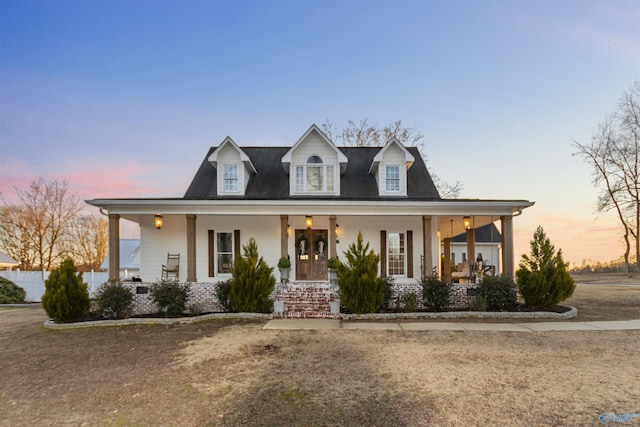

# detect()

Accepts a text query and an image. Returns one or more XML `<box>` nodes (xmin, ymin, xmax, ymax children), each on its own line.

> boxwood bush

<box><xmin>150</xmin><ymin>280</ymin><xmax>190</xmax><ymax>316</ymax></box>
<box><xmin>0</xmin><ymin>277</ymin><xmax>26</xmax><ymax>304</ymax></box>
<box><xmin>421</xmin><ymin>276</ymin><xmax>452</xmax><ymax>311</ymax></box>
<box><xmin>95</xmin><ymin>282</ymin><xmax>134</xmax><ymax>319</ymax></box>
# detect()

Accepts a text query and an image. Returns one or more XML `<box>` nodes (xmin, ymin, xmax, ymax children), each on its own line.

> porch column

<box><xmin>501</xmin><ymin>215</ymin><xmax>514</xmax><ymax>278</ymax></box>
<box><xmin>108</xmin><ymin>214</ymin><xmax>120</xmax><ymax>282</ymax></box>
<box><xmin>466</xmin><ymin>228</ymin><xmax>475</xmax><ymax>265</ymax></box>
<box><xmin>329</xmin><ymin>215</ymin><xmax>337</xmax><ymax>258</ymax></box>
<box><xmin>422</xmin><ymin>215</ymin><xmax>433</xmax><ymax>277</ymax></box>
<box><xmin>443</xmin><ymin>238</ymin><xmax>451</xmax><ymax>282</ymax></box>
<box><xmin>186</xmin><ymin>214</ymin><xmax>197</xmax><ymax>282</ymax></box>
<box><xmin>280</xmin><ymin>215</ymin><xmax>288</xmax><ymax>258</ymax></box>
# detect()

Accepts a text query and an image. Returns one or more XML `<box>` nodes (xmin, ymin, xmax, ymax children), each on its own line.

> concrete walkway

<box><xmin>263</xmin><ymin>318</ymin><xmax>640</xmax><ymax>332</ymax></box>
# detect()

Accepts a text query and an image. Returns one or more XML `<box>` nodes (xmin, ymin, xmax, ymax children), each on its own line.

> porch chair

<box><xmin>161</xmin><ymin>253</ymin><xmax>180</xmax><ymax>281</ymax></box>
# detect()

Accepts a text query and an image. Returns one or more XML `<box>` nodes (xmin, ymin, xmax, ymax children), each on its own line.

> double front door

<box><xmin>295</xmin><ymin>229</ymin><xmax>328</xmax><ymax>281</ymax></box>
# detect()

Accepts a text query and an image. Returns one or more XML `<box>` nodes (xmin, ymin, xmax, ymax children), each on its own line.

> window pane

<box><xmin>296</xmin><ymin>166</ymin><xmax>304</xmax><ymax>191</ymax></box>
<box><xmin>388</xmin><ymin>232</ymin><xmax>405</xmax><ymax>275</ymax></box>
<box><xmin>217</xmin><ymin>254</ymin><xmax>233</xmax><ymax>274</ymax></box>
<box><xmin>326</xmin><ymin>166</ymin><xmax>334</xmax><ymax>191</ymax></box>
<box><xmin>386</xmin><ymin>166</ymin><xmax>400</xmax><ymax>191</ymax></box>
<box><xmin>307</xmin><ymin>166</ymin><xmax>323</xmax><ymax>191</ymax></box>
<box><xmin>217</xmin><ymin>232</ymin><xmax>233</xmax><ymax>253</ymax></box>
<box><xmin>216</xmin><ymin>232</ymin><xmax>233</xmax><ymax>274</ymax></box>
<box><xmin>224</xmin><ymin>165</ymin><xmax>238</xmax><ymax>191</ymax></box>
<box><xmin>307</xmin><ymin>155</ymin><xmax>323</xmax><ymax>164</ymax></box>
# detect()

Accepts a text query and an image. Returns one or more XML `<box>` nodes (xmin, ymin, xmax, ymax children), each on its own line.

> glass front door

<box><xmin>295</xmin><ymin>229</ymin><xmax>328</xmax><ymax>281</ymax></box>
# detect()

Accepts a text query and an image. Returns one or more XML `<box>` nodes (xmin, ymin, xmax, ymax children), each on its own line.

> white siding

<box><xmin>139</xmin><ymin>214</ymin><xmax>440</xmax><ymax>284</ymax></box>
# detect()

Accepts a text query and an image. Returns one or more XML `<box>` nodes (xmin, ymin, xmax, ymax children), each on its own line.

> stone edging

<box><xmin>341</xmin><ymin>306</ymin><xmax>577</xmax><ymax>320</ymax></box>
<box><xmin>44</xmin><ymin>306</ymin><xmax>577</xmax><ymax>329</ymax></box>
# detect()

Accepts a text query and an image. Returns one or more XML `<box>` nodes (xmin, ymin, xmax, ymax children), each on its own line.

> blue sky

<box><xmin>1</xmin><ymin>0</ymin><xmax>639</xmax><ymax>264</ymax></box>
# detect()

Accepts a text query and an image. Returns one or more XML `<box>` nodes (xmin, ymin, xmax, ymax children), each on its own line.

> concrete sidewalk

<box><xmin>263</xmin><ymin>318</ymin><xmax>640</xmax><ymax>332</ymax></box>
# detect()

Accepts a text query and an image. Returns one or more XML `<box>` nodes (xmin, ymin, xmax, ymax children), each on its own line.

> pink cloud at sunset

<box><xmin>0</xmin><ymin>158</ymin><xmax>187</xmax><ymax>207</ymax></box>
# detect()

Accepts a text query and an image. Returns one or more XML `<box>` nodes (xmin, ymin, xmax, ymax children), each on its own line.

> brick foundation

<box><xmin>123</xmin><ymin>280</ymin><xmax>477</xmax><ymax>317</ymax></box>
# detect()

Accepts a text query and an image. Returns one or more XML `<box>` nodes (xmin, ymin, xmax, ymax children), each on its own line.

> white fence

<box><xmin>0</xmin><ymin>270</ymin><xmax>109</xmax><ymax>302</ymax></box>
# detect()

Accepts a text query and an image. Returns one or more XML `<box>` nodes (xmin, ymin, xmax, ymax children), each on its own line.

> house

<box><xmin>99</xmin><ymin>239</ymin><xmax>141</xmax><ymax>280</ymax></box>
<box><xmin>449</xmin><ymin>223</ymin><xmax>502</xmax><ymax>273</ymax></box>
<box><xmin>0</xmin><ymin>251</ymin><xmax>19</xmax><ymax>270</ymax></box>
<box><xmin>87</xmin><ymin>124</ymin><xmax>533</xmax><ymax>316</ymax></box>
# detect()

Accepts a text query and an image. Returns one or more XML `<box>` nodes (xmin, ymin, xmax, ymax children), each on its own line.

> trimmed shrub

<box><xmin>468</xmin><ymin>295</ymin><xmax>488</xmax><ymax>311</ymax></box>
<box><xmin>95</xmin><ymin>282</ymin><xmax>134</xmax><ymax>319</ymax></box>
<box><xmin>150</xmin><ymin>280</ymin><xmax>190</xmax><ymax>316</ymax></box>
<box><xmin>229</xmin><ymin>238</ymin><xmax>275</xmax><ymax>313</ymax></box>
<box><xmin>215</xmin><ymin>278</ymin><xmax>234</xmax><ymax>312</ymax></box>
<box><xmin>42</xmin><ymin>259</ymin><xmax>90</xmax><ymax>322</ymax></box>
<box><xmin>516</xmin><ymin>226</ymin><xmax>576</xmax><ymax>308</ymax></box>
<box><xmin>421</xmin><ymin>276</ymin><xmax>452</xmax><ymax>311</ymax></box>
<box><xmin>336</xmin><ymin>232</ymin><xmax>386</xmax><ymax>314</ymax></box>
<box><xmin>478</xmin><ymin>275</ymin><xmax>518</xmax><ymax>310</ymax></box>
<box><xmin>381</xmin><ymin>276</ymin><xmax>395</xmax><ymax>310</ymax></box>
<box><xmin>0</xmin><ymin>277</ymin><xmax>26</xmax><ymax>304</ymax></box>
<box><xmin>395</xmin><ymin>292</ymin><xmax>418</xmax><ymax>313</ymax></box>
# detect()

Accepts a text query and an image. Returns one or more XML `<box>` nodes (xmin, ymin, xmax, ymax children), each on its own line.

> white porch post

<box><xmin>186</xmin><ymin>214</ymin><xmax>197</xmax><ymax>282</ymax></box>
<box><xmin>501</xmin><ymin>215</ymin><xmax>514</xmax><ymax>278</ymax></box>
<box><xmin>108</xmin><ymin>214</ymin><xmax>120</xmax><ymax>282</ymax></box>
<box><xmin>423</xmin><ymin>215</ymin><xmax>433</xmax><ymax>277</ymax></box>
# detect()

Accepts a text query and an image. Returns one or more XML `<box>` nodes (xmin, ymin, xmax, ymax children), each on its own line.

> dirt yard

<box><xmin>0</xmin><ymin>277</ymin><xmax>639</xmax><ymax>426</ymax></box>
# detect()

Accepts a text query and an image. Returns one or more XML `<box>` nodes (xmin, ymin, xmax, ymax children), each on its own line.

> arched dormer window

<box><xmin>295</xmin><ymin>155</ymin><xmax>335</xmax><ymax>192</ymax></box>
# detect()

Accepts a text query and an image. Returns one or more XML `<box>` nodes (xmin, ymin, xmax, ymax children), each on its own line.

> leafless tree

<box><xmin>573</xmin><ymin>80</ymin><xmax>640</xmax><ymax>272</ymax></box>
<box><xmin>65</xmin><ymin>214</ymin><xmax>108</xmax><ymax>271</ymax></box>
<box><xmin>321</xmin><ymin>119</ymin><xmax>463</xmax><ymax>198</ymax></box>
<box><xmin>0</xmin><ymin>178</ymin><xmax>82</xmax><ymax>271</ymax></box>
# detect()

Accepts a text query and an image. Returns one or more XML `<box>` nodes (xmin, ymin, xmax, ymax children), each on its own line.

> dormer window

<box><xmin>223</xmin><ymin>165</ymin><xmax>239</xmax><ymax>192</ymax></box>
<box><xmin>295</xmin><ymin>156</ymin><xmax>335</xmax><ymax>192</ymax></box>
<box><xmin>385</xmin><ymin>166</ymin><xmax>400</xmax><ymax>192</ymax></box>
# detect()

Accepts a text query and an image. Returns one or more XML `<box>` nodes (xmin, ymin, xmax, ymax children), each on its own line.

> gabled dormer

<box><xmin>208</xmin><ymin>137</ymin><xmax>257</xmax><ymax>196</ymax></box>
<box><xmin>281</xmin><ymin>124</ymin><xmax>348</xmax><ymax>196</ymax></box>
<box><xmin>369</xmin><ymin>138</ymin><xmax>415</xmax><ymax>197</ymax></box>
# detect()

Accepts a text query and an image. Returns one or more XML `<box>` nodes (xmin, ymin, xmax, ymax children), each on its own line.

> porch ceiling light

<box><xmin>463</xmin><ymin>216</ymin><xmax>472</xmax><ymax>230</ymax></box>
<box><xmin>154</xmin><ymin>214</ymin><xmax>164</xmax><ymax>230</ymax></box>
<box><xmin>305</xmin><ymin>215</ymin><xmax>313</xmax><ymax>229</ymax></box>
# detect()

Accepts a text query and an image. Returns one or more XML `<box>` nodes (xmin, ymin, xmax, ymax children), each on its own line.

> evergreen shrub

<box><xmin>478</xmin><ymin>275</ymin><xmax>518</xmax><ymax>310</ymax></box>
<box><xmin>95</xmin><ymin>282</ymin><xmax>134</xmax><ymax>319</ymax></box>
<box><xmin>150</xmin><ymin>280</ymin><xmax>190</xmax><ymax>316</ymax></box>
<box><xmin>336</xmin><ymin>232</ymin><xmax>386</xmax><ymax>314</ymax></box>
<box><xmin>421</xmin><ymin>276</ymin><xmax>452</xmax><ymax>311</ymax></box>
<box><xmin>395</xmin><ymin>292</ymin><xmax>418</xmax><ymax>313</ymax></box>
<box><xmin>229</xmin><ymin>238</ymin><xmax>275</xmax><ymax>313</ymax></box>
<box><xmin>42</xmin><ymin>259</ymin><xmax>90</xmax><ymax>322</ymax></box>
<box><xmin>0</xmin><ymin>277</ymin><xmax>26</xmax><ymax>304</ymax></box>
<box><xmin>215</xmin><ymin>278</ymin><xmax>234</xmax><ymax>312</ymax></box>
<box><xmin>516</xmin><ymin>226</ymin><xmax>576</xmax><ymax>308</ymax></box>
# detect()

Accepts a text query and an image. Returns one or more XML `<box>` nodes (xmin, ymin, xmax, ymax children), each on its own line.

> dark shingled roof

<box><xmin>184</xmin><ymin>146</ymin><xmax>441</xmax><ymax>200</ymax></box>
<box><xmin>452</xmin><ymin>224</ymin><xmax>501</xmax><ymax>243</ymax></box>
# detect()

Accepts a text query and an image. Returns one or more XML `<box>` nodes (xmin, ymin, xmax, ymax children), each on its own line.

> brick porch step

<box><xmin>273</xmin><ymin>282</ymin><xmax>340</xmax><ymax>319</ymax></box>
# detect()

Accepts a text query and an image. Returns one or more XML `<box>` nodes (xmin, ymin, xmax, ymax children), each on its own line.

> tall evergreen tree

<box><xmin>229</xmin><ymin>238</ymin><xmax>275</xmax><ymax>313</ymax></box>
<box><xmin>42</xmin><ymin>258</ymin><xmax>90</xmax><ymax>322</ymax></box>
<box><xmin>516</xmin><ymin>226</ymin><xmax>575</xmax><ymax>308</ymax></box>
<box><xmin>336</xmin><ymin>232</ymin><xmax>386</xmax><ymax>314</ymax></box>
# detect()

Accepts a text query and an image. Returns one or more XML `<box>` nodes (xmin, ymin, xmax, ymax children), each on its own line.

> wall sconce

<box><xmin>154</xmin><ymin>214</ymin><xmax>164</xmax><ymax>230</ymax></box>
<box><xmin>287</xmin><ymin>224</ymin><xmax>291</xmax><ymax>237</ymax></box>
<box><xmin>463</xmin><ymin>216</ymin><xmax>471</xmax><ymax>230</ymax></box>
<box><xmin>305</xmin><ymin>215</ymin><xmax>313</xmax><ymax>229</ymax></box>
<box><xmin>335</xmin><ymin>223</ymin><xmax>340</xmax><ymax>237</ymax></box>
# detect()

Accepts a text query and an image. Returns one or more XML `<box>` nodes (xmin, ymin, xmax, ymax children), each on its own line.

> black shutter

<box><xmin>208</xmin><ymin>230</ymin><xmax>215</xmax><ymax>277</ymax></box>
<box><xmin>380</xmin><ymin>230</ymin><xmax>387</xmax><ymax>277</ymax></box>
<box><xmin>407</xmin><ymin>230</ymin><xmax>413</xmax><ymax>278</ymax></box>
